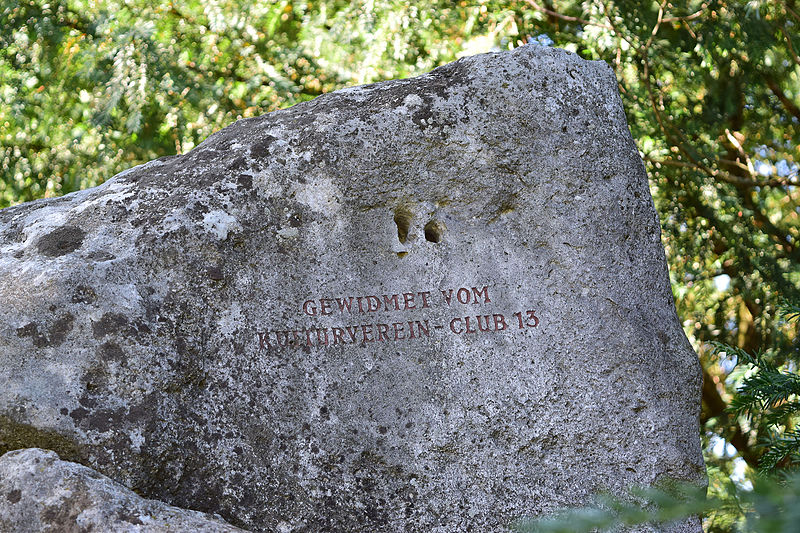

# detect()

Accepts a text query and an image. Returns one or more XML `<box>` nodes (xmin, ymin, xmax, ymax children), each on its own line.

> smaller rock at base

<box><xmin>0</xmin><ymin>448</ymin><xmax>248</xmax><ymax>532</ymax></box>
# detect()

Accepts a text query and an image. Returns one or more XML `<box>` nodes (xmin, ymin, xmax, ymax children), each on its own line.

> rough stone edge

<box><xmin>0</xmin><ymin>448</ymin><xmax>250</xmax><ymax>532</ymax></box>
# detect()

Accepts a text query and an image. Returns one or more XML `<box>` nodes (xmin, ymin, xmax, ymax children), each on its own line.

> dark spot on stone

<box><xmin>48</xmin><ymin>313</ymin><xmax>74</xmax><ymax>346</ymax></box>
<box><xmin>185</xmin><ymin>149</ymin><xmax>220</xmax><ymax>167</ymax></box>
<box><xmin>176</xmin><ymin>336</ymin><xmax>188</xmax><ymax>355</ymax></box>
<box><xmin>6</xmin><ymin>489</ymin><xmax>21</xmax><ymax>504</ymax></box>
<box><xmin>227</xmin><ymin>156</ymin><xmax>246</xmax><ymax>171</ymax></box>
<box><xmin>92</xmin><ymin>313</ymin><xmax>129</xmax><ymax>339</ymax></box>
<box><xmin>193</xmin><ymin>202</ymin><xmax>210</xmax><ymax>216</ymax></box>
<box><xmin>60</xmin><ymin>408</ymin><xmax>68</xmax><ymax>415</ymax></box>
<box><xmin>126</xmin><ymin>401</ymin><xmax>150</xmax><ymax>424</ymax></box>
<box><xmin>36</xmin><ymin>225</ymin><xmax>86</xmax><ymax>257</ymax></box>
<box><xmin>83</xmin><ymin>407</ymin><xmax>126</xmax><ymax>433</ymax></box>
<box><xmin>41</xmin><ymin>483</ymin><xmax>92</xmax><ymax>525</ymax></box>
<box><xmin>237</xmin><ymin>175</ymin><xmax>253</xmax><ymax>189</ymax></box>
<box><xmin>99</xmin><ymin>342</ymin><xmax>125</xmax><ymax>363</ymax></box>
<box><xmin>378</xmin><ymin>426</ymin><xmax>388</xmax><ymax>434</ymax></box>
<box><xmin>78</xmin><ymin>395</ymin><xmax>97</xmax><ymax>409</ymax></box>
<box><xmin>207</xmin><ymin>266</ymin><xmax>224</xmax><ymax>281</ymax></box>
<box><xmin>85</xmin><ymin>250</ymin><xmax>116</xmax><ymax>262</ymax></box>
<box><xmin>288</xmin><ymin>213</ymin><xmax>302</xmax><ymax>227</ymax></box>
<box><xmin>72</xmin><ymin>285</ymin><xmax>97</xmax><ymax>304</ymax></box>
<box><xmin>250</xmin><ymin>135</ymin><xmax>278</xmax><ymax>159</ymax></box>
<box><xmin>81</xmin><ymin>364</ymin><xmax>108</xmax><ymax>392</ymax></box>
<box><xmin>16</xmin><ymin>322</ymin><xmax>46</xmax><ymax>347</ymax></box>
<box><xmin>132</xmin><ymin>319</ymin><xmax>152</xmax><ymax>337</ymax></box>
<box><xmin>16</xmin><ymin>315</ymin><xmax>73</xmax><ymax>348</ymax></box>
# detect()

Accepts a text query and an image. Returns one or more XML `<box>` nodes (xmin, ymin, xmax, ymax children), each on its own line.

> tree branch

<box><xmin>523</xmin><ymin>0</ymin><xmax>614</xmax><ymax>30</ymax></box>
<box><xmin>780</xmin><ymin>26</ymin><xmax>800</xmax><ymax>67</ymax></box>
<box><xmin>701</xmin><ymin>367</ymin><xmax>760</xmax><ymax>468</ymax></box>
<box><xmin>643</xmin><ymin>0</ymin><xmax>669</xmax><ymax>53</ymax></box>
<box><xmin>646</xmin><ymin>157</ymin><xmax>799</xmax><ymax>188</ymax></box>
<box><xmin>662</xmin><ymin>3</ymin><xmax>709</xmax><ymax>23</ymax></box>
<box><xmin>763</xmin><ymin>72</ymin><xmax>800</xmax><ymax>122</ymax></box>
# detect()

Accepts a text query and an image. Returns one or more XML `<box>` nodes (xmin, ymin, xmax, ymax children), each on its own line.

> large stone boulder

<box><xmin>0</xmin><ymin>45</ymin><xmax>703</xmax><ymax>531</ymax></box>
<box><xmin>0</xmin><ymin>448</ymin><xmax>246</xmax><ymax>532</ymax></box>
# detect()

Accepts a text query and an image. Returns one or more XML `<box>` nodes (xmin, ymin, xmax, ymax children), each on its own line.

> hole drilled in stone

<box><xmin>394</xmin><ymin>207</ymin><xmax>413</xmax><ymax>244</ymax></box>
<box><xmin>424</xmin><ymin>220</ymin><xmax>443</xmax><ymax>243</ymax></box>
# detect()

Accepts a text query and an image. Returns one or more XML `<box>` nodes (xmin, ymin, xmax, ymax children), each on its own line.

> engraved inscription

<box><xmin>256</xmin><ymin>285</ymin><xmax>540</xmax><ymax>351</ymax></box>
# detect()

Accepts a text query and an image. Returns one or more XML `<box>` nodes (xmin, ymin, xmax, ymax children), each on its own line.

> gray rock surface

<box><xmin>0</xmin><ymin>45</ymin><xmax>704</xmax><ymax>532</ymax></box>
<box><xmin>0</xmin><ymin>448</ymin><xmax>246</xmax><ymax>532</ymax></box>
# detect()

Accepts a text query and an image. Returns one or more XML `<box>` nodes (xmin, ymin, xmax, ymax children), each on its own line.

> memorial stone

<box><xmin>0</xmin><ymin>45</ymin><xmax>704</xmax><ymax>531</ymax></box>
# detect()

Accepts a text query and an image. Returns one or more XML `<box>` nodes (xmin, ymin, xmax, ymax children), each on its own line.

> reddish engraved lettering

<box><xmin>320</xmin><ymin>299</ymin><xmax>334</xmax><ymax>315</ymax></box>
<box><xmin>292</xmin><ymin>330</ymin><xmax>303</xmax><ymax>347</ymax></box>
<box><xmin>260</xmin><ymin>285</ymin><xmax>539</xmax><ymax>351</ymax></box>
<box><xmin>441</xmin><ymin>286</ymin><xmax>491</xmax><ymax>306</ymax></box>
<box><xmin>393</xmin><ymin>322</ymin><xmax>405</xmax><ymax>340</ymax></box>
<box><xmin>366</xmin><ymin>296</ymin><xmax>381</xmax><ymax>312</ymax></box>
<box><xmin>448</xmin><ymin>313</ymin><xmax>513</xmax><ymax>336</ymax></box>
<box><xmin>472</xmin><ymin>286</ymin><xmax>490</xmax><ymax>303</ymax></box>
<box><xmin>361</xmin><ymin>324</ymin><xmax>375</xmax><ymax>343</ymax></box>
<box><xmin>332</xmin><ymin>327</ymin><xmax>346</xmax><ymax>344</ymax></box>
<box><xmin>418</xmin><ymin>291</ymin><xmax>432</xmax><ymax>308</ymax></box>
<box><xmin>345</xmin><ymin>326</ymin><xmax>359</xmax><ymax>343</ymax></box>
<box><xmin>513</xmin><ymin>310</ymin><xmax>540</xmax><ymax>329</ymax></box>
<box><xmin>276</xmin><ymin>331</ymin><xmax>290</xmax><ymax>347</ymax></box>
<box><xmin>476</xmin><ymin>315</ymin><xmax>492</xmax><ymax>332</ymax></box>
<box><xmin>336</xmin><ymin>297</ymin><xmax>354</xmax><ymax>312</ymax></box>
<box><xmin>258</xmin><ymin>331</ymin><xmax>271</xmax><ymax>350</ymax></box>
<box><xmin>383</xmin><ymin>294</ymin><xmax>400</xmax><ymax>311</ymax></box>
<box><xmin>316</xmin><ymin>328</ymin><xmax>329</xmax><ymax>346</ymax></box>
<box><xmin>441</xmin><ymin>289</ymin><xmax>454</xmax><ymax>305</ymax></box>
<box><xmin>464</xmin><ymin>316</ymin><xmax>477</xmax><ymax>333</ymax></box>
<box><xmin>457</xmin><ymin>288</ymin><xmax>471</xmax><ymax>304</ymax></box>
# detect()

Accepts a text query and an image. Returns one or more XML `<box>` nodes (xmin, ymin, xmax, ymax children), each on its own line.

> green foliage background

<box><xmin>2</xmin><ymin>0</ymin><xmax>799</xmax><ymax>529</ymax></box>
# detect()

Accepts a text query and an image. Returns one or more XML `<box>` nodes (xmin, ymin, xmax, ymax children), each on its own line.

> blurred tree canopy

<box><xmin>2</xmin><ymin>0</ymin><xmax>799</xmax><ymax>524</ymax></box>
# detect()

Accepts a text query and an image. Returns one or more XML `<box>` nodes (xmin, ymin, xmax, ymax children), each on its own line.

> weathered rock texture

<box><xmin>0</xmin><ymin>448</ymin><xmax>246</xmax><ymax>532</ymax></box>
<box><xmin>0</xmin><ymin>45</ymin><xmax>704</xmax><ymax>531</ymax></box>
